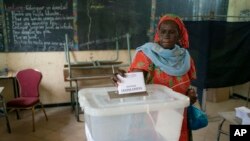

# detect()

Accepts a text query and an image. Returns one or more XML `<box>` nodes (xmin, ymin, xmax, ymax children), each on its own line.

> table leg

<box><xmin>217</xmin><ymin>119</ymin><xmax>225</xmax><ymax>141</ymax></box>
<box><xmin>74</xmin><ymin>80</ymin><xmax>81</xmax><ymax>122</ymax></box>
<box><xmin>12</xmin><ymin>77</ymin><xmax>18</xmax><ymax>98</ymax></box>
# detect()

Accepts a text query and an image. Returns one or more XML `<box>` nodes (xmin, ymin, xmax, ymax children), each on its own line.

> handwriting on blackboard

<box><xmin>4</xmin><ymin>0</ymin><xmax>74</xmax><ymax>51</ymax></box>
<box><xmin>79</xmin><ymin>34</ymin><xmax>128</xmax><ymax>49</ymax></box>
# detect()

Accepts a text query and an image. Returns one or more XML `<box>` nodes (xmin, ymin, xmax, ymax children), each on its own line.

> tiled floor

<box><xmin>0</xmin><ymin>97</ymin><xmax>248</xmax><ymax>141</ymax></box>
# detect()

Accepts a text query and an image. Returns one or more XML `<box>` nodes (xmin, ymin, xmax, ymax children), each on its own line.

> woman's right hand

<box><xmin>187</xmin><ymin>88</ymin><xmax>197</xmax><ymax>105</ymax></box>
<box><xmin>111</xmin><ymin>69</ymin><xmax>127</xmax><ymax>86</ymax></box>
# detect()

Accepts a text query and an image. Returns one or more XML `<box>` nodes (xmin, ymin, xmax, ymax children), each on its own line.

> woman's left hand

<box><xmin>187</xmin><ymin>88</ymin><xmax>197</xmax><ymax>105</ymax></box>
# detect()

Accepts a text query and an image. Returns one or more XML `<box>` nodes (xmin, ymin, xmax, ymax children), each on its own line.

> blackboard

<box><xmin>0</xmin><ymin>0</ymin><xmax>232</xmax><ymax>52</ymax></box>
<box><xmin>0</xmin><ymin>31</ymin><xmax>3</xmax><ymax>52</ymax></box>
<box><xmin>3</xmin><ymin>0</ymin><xmax>74</xmax><ymax>52</ymax></box>
<box><xmin>2</xmin><ymin>0</ymin><xmax>152</xmax><ymax>52</ymax></box>
<box><xmin>0</xmin><ymin>23</ymin><xmax>4</xmax><ymax>52</ymax></box>
<box><xmin>77</xmin><ymin>0</ymin><xmax>151</xmax><ymax>50</ymax></box>
<box><xmin>0</xmin><ymin>0</ymin><xmax>4</xmax><ymax>52</ymax></box>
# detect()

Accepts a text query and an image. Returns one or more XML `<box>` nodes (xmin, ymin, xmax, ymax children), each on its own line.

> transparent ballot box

<box><xmin>78</xmin><ymin>84</ymin><xmax>189</xmax><ymax>141</ymax></box>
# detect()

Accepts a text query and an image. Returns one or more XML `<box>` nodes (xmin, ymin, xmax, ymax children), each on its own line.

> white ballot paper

<box><xmin>117</xmin><ymin>72</ymin><xmax>146</xmax><ymax>94</ymax></box>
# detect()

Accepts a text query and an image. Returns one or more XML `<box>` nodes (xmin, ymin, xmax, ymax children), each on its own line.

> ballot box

<box><xmin>78</xmin><ymin>84</ymin><xmax>189</xmax><ymax>141</ymax></box>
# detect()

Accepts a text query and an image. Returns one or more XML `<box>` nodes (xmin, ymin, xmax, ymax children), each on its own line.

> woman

<box><xmin>113</xmin><ymin>14</ymin><xmax>197</xmax><ymax>141</ymax></box>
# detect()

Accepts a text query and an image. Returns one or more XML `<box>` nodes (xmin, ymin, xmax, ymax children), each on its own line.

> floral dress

<box><xmin>129</xmin><ymin>51</ymin><xmax>196</xmax><ymax>141</ymax></box>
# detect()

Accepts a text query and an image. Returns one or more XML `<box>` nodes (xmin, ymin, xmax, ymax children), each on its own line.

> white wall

<box><xmin>0</xmin><ymin>53</ymin><xmax>7</xmax><ymax>68</ymax></box>
<box><xmin>227</xmin><ymin>0</ymin><xmax>250</xmax><ymax>21</ymax></box>
<box><xmin>1</xmin><ymin>50</ymin><xmax>132</xmax><ymax>104</ymax></box>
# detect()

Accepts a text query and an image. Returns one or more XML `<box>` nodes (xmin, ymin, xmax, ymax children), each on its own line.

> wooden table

<box><xmin>0</xmin><ymin>87</ymin><xmax>11</xmax><ymax>133</ymax></box>
<box><xmin>64</xmin><ymin>62</ymin><xmax>127</xmax><ymax>122</ymax></box>
<box><xmin>0</xmin><ymin>71</ymin><xmax>18</xmax><ymax>98</ymax></box>
<box><xmin>0</xmin><ymin>87</ymin><xmax>4</xmax><ymax>94</ymax></box>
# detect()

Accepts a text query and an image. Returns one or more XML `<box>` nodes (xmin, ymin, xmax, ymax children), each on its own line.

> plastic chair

<box><xmin>0</xmin><ymin>87</ymin><xmax>11</xmax><ymax>133</ymax></box>
<box><xmin>6</xmin><ymin>69</ymin><xmax>48</xmax><ymax>132</ymax></box>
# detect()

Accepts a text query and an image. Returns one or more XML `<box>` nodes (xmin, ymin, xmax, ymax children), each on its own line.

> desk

<box><xmin>67</xmin><ymin>75</ymin><xmax>114</xmax><ymax>122</ymax></box>
<box><xmin>64</xmin><ymin>62</ymin><xmax>127</xmax><ymax>122</ymax></box>
<box><xmin>0</xmin><ymin>71</ymin><xmax>18</xmax><ymax>98</ymax></box>
<box><xmin>217</xmin><ymin>111</ymin><xmax>240</xmax><ymax>141</ymax></box>
<box><xmin>0</xmin><ymin>87</ymin><xmax>11</xmax><ymax>133</ymax></box>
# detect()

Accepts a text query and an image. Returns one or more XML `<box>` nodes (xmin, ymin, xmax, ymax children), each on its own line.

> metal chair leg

<box><xmin>40</xmin><ymin>103</ymin><xmax>48</xmax><ymax>121</ymax></box>
<box><xmin>31</xmin><ymin>106</ymin><xmax>35</xmax><ymax>132</ymax></box>
<box><xmin>15</xmin><ymin>109</ymin><xmax>20</xmax><ymax>119</ymax></box>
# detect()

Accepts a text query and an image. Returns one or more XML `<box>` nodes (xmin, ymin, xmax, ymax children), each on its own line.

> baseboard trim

<box><xmin>38</xmin><ymin>102</ymin><xmax>75</xmax><ymax>108</ymax></box>
<box><xmin>232</xmin><ymin>93</ymin><xmax>249</xmax><ymax>101</ymax></box>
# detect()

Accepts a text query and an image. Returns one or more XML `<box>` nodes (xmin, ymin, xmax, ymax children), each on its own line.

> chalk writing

<box><xmin>4</xmin><ymin>0</ymin><xmax>74</xmax><ymax>51</ymax></box>
<box><xmin>79</xmin><ymin>34</ymin><xmax>127</xmax><ymax>48</ymax></box>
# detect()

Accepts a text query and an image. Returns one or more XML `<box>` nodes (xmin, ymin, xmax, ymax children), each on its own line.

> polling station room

<box><xmin>1</xmin><ymin>0</ymin><xmax>250</xmax><ymax>141</ymax></box>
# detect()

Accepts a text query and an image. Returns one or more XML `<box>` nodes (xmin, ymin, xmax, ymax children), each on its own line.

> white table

<box><xmin>217</xmin><ymin>111</ymin><xmax>241</xmax><ymax>141</ymax></box>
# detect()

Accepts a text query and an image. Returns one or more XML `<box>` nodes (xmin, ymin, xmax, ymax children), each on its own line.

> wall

<box><xmin>2</xmin><ymin>0</ymin><xmax>250</xmax><ymax>104</ymax></box>
<box><xmin>227</xmin><ymin>0</ymin><xmax>250</xmax><ymax>98</ymax></box>
<box><xmin>227</xmin><ymin>0</ymin><xmax>250</xmax><ymax>21</ymax></box>
<box><xmin>232</xmin><ymin>83</ymin><xmax>250</xmax><ymax>98</ymax></box>
<box><xmin>0</xmin><ymin>53</ymin><xmax>6</xmax><ymax>68</ymax></box>
<box><xmin>1</xmin><ymin>50</ymin><xmax>132</xmax><ymax>104</ymax></box>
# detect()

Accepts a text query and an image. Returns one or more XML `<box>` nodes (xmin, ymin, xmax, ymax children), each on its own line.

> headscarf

<box><xmin>154</xmin><ymin>14</ymin><xmax>189</xmax><ymax>48</ymax></box>
<box><xmin>135</xmin><ymin>14</ymin><xmax>191</xmax><ymax>76</ymax></box>
<box><xmin>136</xmin><ymin>43</ymin><xmax>190</xmax><ymax>76</ymax></box>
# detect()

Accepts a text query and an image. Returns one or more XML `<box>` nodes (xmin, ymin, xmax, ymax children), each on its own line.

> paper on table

<box><xmin>117</xmin><ymin>72</ymin><xmax>146</xmax><ymax>94</ymax></box>
<box><xmin>235</xmin><ymin>106</ymin><xmax>250</xmax><ymax>125</ymax></box>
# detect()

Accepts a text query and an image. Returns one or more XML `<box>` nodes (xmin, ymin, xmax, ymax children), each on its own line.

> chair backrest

<box><xmin>16</xmin><ymin>69</ymin><xmax>42</xmax><ymax>98</ymax></box>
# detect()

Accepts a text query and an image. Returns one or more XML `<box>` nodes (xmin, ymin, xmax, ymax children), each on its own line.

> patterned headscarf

<box><xmin>154</xmin><ymin>14</ymin><xmax>189</xmax><ymax>48</ymax></box>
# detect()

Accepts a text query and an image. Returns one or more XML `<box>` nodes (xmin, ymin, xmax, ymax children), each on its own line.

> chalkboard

<box><xmin>0</xmin><ymin>28</ymin><xmax>3</xmax><ymax>52</ymax></box>
<box><xmin>0</xmin><ymin>32</ymin><xmax>3</xmax><ymax>51</ymax></box>
<box><xmin>77</xmin><ymin>0</ymin><xmax>151</xmax><ymax>50</ymax></box>
<box><xmin>0</xmin><ymin>22</ymin><xmax>4</xmax><ymax>52</ymax></box>
<box><xmin>3</xmin><ymin>0</ymin><xmax>74</xmax><ymax>52</ymax></box>
<box><xmin>0</xmin><ymin>0</ymin><xmax>4</xmax><ymax>52</ymax></box>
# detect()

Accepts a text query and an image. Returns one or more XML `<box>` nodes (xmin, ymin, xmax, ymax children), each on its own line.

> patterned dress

<box><xmin>128</xmin><ymin>51</ymin><xmax>196</xmax><ymax>141</ymax></box>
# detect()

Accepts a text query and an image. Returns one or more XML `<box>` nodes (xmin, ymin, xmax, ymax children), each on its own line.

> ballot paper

<box><xmin>117</xmin><ymin>72</ymin><xmax>146</xmax><ymax>94</ymax></box>
<box><xmin>235</xmin><ymin>106</ymin><xmax>250</xmax><ymax>125</ymax></box>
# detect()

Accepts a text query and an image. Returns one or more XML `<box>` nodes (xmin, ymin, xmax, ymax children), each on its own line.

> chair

<box><xmin>6</xmin><ymin>69</ymin><xmax>48</xmax><ymax>132</ymax></box>
<box><xmin>0</xmin><ymin>87</ymin><xmax>11</xmax><ymax>133</ymax></box>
